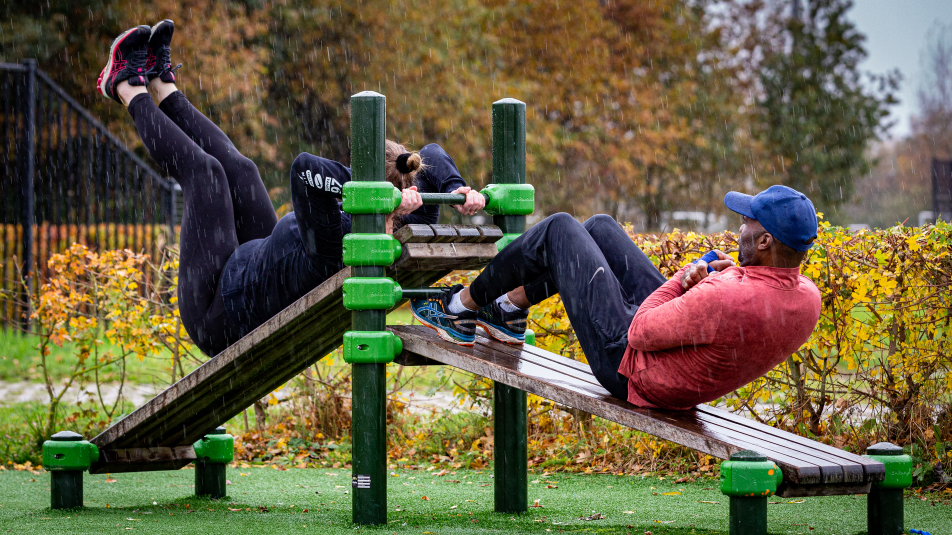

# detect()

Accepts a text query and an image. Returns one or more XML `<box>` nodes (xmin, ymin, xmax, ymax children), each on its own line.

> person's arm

<box><xmin>627</xmin><ymin>266</ymin><xmax>722</xmax><ymax>352</ymax></box>
<box><xmin>418</xmin><ymin>144</ymin><xmax>466</xmax><ymax>193</ymax></box>
<box><xmin>291</xmin><ymin>152</ymin><xmax>351</xmax><ymax>198</ymax></box>
<box><xmin>401</xmin><ymin>144</ymin><xmax>468</xmax><ymax>226</ymax></box>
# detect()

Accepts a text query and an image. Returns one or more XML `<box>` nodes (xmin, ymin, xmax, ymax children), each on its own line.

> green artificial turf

<box><xmin>0</xmin><ymin>468</ymin><xmax>949</xmax><ymax>534</ymax></box>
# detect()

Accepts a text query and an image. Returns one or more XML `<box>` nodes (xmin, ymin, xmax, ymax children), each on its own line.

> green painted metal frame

<box><xmin>346</xmin><ymin>91</ymin><xmax>390</xmax><ymax>525</ymax></box>
<box><xmin>490</xmin><ymin>98</ymin><xmax>530</xmax><ymax>514</ymax></box>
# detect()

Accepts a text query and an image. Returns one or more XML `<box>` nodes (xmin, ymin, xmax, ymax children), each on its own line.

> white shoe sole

<box><xmin>477</xmin><ymin>321</ymin><xmax>525</xmax><ymax>345</ymax></box>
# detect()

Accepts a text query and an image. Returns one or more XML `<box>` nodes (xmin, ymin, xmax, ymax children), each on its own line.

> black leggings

<box><xmin>470</xmin><ymin>214</ymin><xmax>666</xmax><ymax>399</ymax></box>
<box><xmin>129</xmin><ymin>92</ymin><xmax>353</xmax><ymax>355</ymax></box>
<box><xmin>128</xmin><ymin>92</ymin><xmax>279</xmax><ymax>353</ymax></box>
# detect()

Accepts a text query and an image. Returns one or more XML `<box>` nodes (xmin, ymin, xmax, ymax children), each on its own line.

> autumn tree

<box><xmin>754</xmin><ymin>0</ymin><xmax>898</xmax><ymax>220</ymax></box>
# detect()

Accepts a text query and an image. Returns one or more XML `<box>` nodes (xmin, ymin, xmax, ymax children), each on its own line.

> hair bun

<box><xmin>396</xmin><ymin>152</ymin><xmax>422</xmax><ymax>174</ymax></box>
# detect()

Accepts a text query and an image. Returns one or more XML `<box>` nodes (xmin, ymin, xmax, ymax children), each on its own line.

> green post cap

<box><xmin>524</xmin><ymin>329</ymin><xmax>536</xmax><ymax>347</ymax></box>
<box><xmin>193</xmin><ymin>428</ymin><xmax>234</xmax><ymax>464</ymax></box>
<box><xmin>495</xmin><ymin>234</ymin><xmax>522</xmax><ymax>251</ymax></box>
<box><xmin>343</xmin><ymin>331</ymin><xmax>403</xmax><ymax>364</ymax></box>
<box><xmin>342</xmin><ymin>181</ymin><xmax>402</xmax><ymax>214</ymax></box>
<box><xmin>42</xmin><ymin>431</ymin><xmax>100</xmax><ymax>471</ymax></box>
<box><xmin>720</xmin><ymin>450</ymin><xmax>782</xmax><ymax>497</ymax></box>
<box><xmin>343</xmin><ymin>277</ymin><xmax>402</xmax><ymax>310</ymax></box>
<box><xmin>864</xmin><ymin>442</ymin><xmax>912</xmax><ymax>489</ymax></box>
<box><xmin>482</xmin><ymin>183</ymin><xmax>535</xmax><ymax>216</ymax></box>
<box><xmin>343</xmin><ymin>234</ymin><xmax>402</xmax><ymax>267</ymax></box>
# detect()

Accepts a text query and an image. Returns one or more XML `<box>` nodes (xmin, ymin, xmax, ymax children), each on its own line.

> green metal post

<box><xmin>491</xmin><ymin>98</ymin><xmax>529</xmax><ymax>514</ymax></box>
<box><xmin>194</xmin><ymin>426</ymin><xmax>233</xmax><ymax>499</ymax></box>
<box><xmin>865</xmin><ymin>442</ymin><xmax>912</xmax><ymax>535</ymax></box>
<box><xmin>720</xmin><ymin>450</ymin><xmax>782</xmax><ymax>535</ymax></box>
<box><xmin>42</xmin><ymin>431</ymin><xmax>99</xmax><ymax>510</ymax></box>
<box><xmin>51</xmin><ymin>471</ymin><xmax>83</xmax><ymax>510</ymax></box>
<box><xmin>348</xmin><ymin>91</ymin><xmax>388</xmax><ymax>526</ymax></box>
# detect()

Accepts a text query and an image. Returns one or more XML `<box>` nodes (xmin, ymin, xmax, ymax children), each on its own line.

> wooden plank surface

<box><xmin>391</xmin><ymin>243</ymin><xmax>498</xmax><ymax>272</ymax></box>
<box><xmin>390</xmin><ymin>325</ymin><xmax>882</xmax><ymax>494</ymax></box>
<box><xmin>393</xmin><ymin>224</ymin><xmax>435</xmax><ymax>244</ymax></box>
<box><xmin>428</xmin><ymin>224</ymin><xmax>459</xmax><ymax>243</ymax></box>
<box><xmin>476</xmin><ymin>225</ymin><xmax>503</xmax><ymax>243</ymax></box>
<box><xmin>96</xmin><ymin>446</ymin><xmax>197</xmax><ymax>473</ymax></box>
<box><xmin>392</xmin><ymin>224</ymin><xmax>503</xmax><ymax>245</ymax></box>
<box><xmin>89</xmin><ymin>243</ymin><xmax>497</xmax><ymax>474</ymax></box>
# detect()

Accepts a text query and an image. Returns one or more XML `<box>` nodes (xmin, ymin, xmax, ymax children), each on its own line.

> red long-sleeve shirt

<box><xmin>618</xmin><ymin>264</ymin><xmax>821</xmax><ymax>410</ymax></box>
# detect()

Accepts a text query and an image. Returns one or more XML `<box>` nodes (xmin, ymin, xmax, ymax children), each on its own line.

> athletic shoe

<box><xmin>148</xmin><ymin>19</ymin><xmax>182</xmax><ymax>83</ymax></box>
<box><xmin>97</xmin><ymin>25</ymin><xmax>152</xmax><ymax>103</ymax></box>
<box><xmin>409</xmin><ymin>285</ymin><xmax>476</xmax><ymax>346</ymax></box>
<box><xmin>476</xmin><ymin>298</ymin><xmax>528</xmax><ymax>345</ymax></box>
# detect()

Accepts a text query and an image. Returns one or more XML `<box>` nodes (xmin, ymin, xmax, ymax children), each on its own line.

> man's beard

<box><xmin>738</xmin><ymin>232</ymin><xmax>756</xmax><ymax>266</ymax></box>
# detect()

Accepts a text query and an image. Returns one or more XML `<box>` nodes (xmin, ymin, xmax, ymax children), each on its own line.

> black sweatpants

<box><xmin>128</xmin><ymin>92</ymin><xmax>341</xmax><ymax>355</ymax></box>
<box><xmin>469</xmin><ymin>214</ymin><xmax>667</xmax><ymax>399</ymax></box>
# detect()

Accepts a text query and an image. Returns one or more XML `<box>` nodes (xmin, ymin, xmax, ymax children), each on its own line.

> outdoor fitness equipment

<box><xmin>38</xmin><ymin>90</ymin><xmax>911</xmax><ymax>535</ymax></box>
<box><xmin>341</xmin><ymin>92</ymin><xmax>533</xmax><ymax>524</ymax></box>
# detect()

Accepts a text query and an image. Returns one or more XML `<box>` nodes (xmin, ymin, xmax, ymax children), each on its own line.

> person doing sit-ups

<box><xmin>97</xmin><ymin>22</ymin><xmax>484</xmax><ymax>357</ymax></box>
<box><xmin>410</xmin><ymin>186</ymin><xmax>821</xmax><ymax>410</ymax></box>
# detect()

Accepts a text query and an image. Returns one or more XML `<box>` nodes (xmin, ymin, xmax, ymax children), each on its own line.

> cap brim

<box><xmin>724</xmin><ymin>191</ymin><xmax>755</xmax><ymax>219</ymax></box>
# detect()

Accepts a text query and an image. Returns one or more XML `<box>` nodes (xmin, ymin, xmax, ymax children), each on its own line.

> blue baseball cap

<box><xmin>724</xmin><ymin>185</ymin><xmax>818</xmax><ymax>252</ymax></box>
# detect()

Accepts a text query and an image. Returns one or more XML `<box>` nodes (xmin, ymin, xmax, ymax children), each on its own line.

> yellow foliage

<box><xmin>30</xmin><ymin>244</ymin><xmax>194</xmax><ymax>437</ymax></box>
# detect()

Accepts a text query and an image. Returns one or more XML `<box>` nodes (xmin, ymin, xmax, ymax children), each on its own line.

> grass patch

<box><xmin>0</xmin><ymin>468</ymin><xmax>950</xmax><ymax>534</ymax></box>
<box><xmin>0</xmin><ymin>330</ymin><xmax>201</xmax><ymax>385</ymax></box>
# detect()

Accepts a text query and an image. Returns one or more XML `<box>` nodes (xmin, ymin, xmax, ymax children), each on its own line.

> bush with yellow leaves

<box><xmin>28</xmin><ymin>243</ymin><xmax>193</xmax><ymax>442</ymax></box>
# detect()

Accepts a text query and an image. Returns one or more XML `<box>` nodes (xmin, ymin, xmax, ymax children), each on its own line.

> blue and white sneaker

<box><xmin>476</xmin><ymin>299</ymin><xmax>528</xmax><ymax>345</ymax></box>
<box><xmin>409</xmin><ymin>285</ymin><xmax>476</xmax><ymax>346</ymax></box>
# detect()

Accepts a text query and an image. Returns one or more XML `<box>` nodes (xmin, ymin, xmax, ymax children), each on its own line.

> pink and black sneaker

<box><xmin>97</xmin><ymin>25</ymin><xmax>152</xmax><ymax>103</ymax></box>
<box><xmin>148</xmin><ymin>20</ymin><xmax>182</xmax><ymax>83</ymax></box>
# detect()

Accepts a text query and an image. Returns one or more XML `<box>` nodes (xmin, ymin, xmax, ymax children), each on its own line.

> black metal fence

<box><xmin>1</xmin><ymin>60</ymin><xmax>178</xmax><ymax>330</ymax></box>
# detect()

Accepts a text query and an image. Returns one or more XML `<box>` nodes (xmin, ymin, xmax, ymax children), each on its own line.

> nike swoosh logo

<box><xmin>589</xmin><ymin>266</ymin><xmax>605</xmax><ymax>284</ymax></box>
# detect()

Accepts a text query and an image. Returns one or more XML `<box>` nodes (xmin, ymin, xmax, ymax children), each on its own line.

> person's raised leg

<box><xmin>122</xmin><ymin>81</ymin><xmax>239</xmax><ymax>355</ymax></box>
<box><xmin>441</xmin><ymin>213</ymin><xmax>634</xmax><ymax>398</ymax></box>
<box><xmin>496</xmin><ymin>215</ymin><xmax>665</xmax><ymax>309</ymax></box>
<box><xmin>582</xmin><ymin>215</ymin><xmax>666</xmax><ymax>306</ymax></box>
<box><xmin>146</xmin><ymin>19</ymin><xmax>277</xmax><ymax>244</ymax></box>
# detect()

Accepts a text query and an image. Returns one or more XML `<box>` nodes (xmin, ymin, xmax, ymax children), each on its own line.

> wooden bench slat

<box><xmin>453</xmin><ymin>225</ymin><xmax>483</xmax><ymax>243</ymax></box>
<box><xmin>97</xmin><ymin>446</ymin><xmax>196</xmax><ymax>473</ymax></box>
<box><xmin>428</xmin><ymin>224</ymin><xmax>459</xmax><ymax>243</ymax></box>
<box><xmin>693</xmin><ymin>406</ymin><xmax>884</xmax><ymax>482</ymax></box>
<box><xmin>392</xmin><ymin>325</ymin><xmax>884</xmax><ymax>492</ymax></box>
<box><xmin>473</xmin><ymin>341</ymin><xmax>605</xmax><ymax>390</ymax></box>
<box><xmin>393</xmin><ymin>224</ymin><xmax>435</xmax><ymax>244</ymax></box>
<box><xmin>476</xmin><ymin>225</ymin><xmax>504</xmax><ymax>243</ymax></box>
<box><xmin>690</xmin><ymin>410</ymin><xmax>861</xmax><ymax>484</ymax></box>
<box><xmin>391</xmin><ymin>243</ymin><xmax>498</xmax><ymax>272</ymax></box>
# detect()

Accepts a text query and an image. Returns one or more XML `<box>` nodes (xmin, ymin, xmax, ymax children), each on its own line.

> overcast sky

<box><xmin>850</xmin><ymin>0</ymin><xmax>952</xmax><ymax>138</ymax></box>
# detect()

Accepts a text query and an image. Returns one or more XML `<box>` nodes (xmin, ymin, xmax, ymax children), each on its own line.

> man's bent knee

<box><xmin>583</xmin><ymin>213</ymin><xmax>619</xmax><ymax>232</ymax></box>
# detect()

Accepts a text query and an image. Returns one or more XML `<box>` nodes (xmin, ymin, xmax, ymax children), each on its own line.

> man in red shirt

<box><xmin>410</xmin><ymin>185</ymin><xmax>821</xmax><ymax>410</ymax></box>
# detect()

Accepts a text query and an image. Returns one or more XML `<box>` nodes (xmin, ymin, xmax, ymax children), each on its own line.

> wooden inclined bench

<box><xmin>391</xmin><ymin>325</ymin><xmax>885</xmax><ymax>498</ymax></box>
<box><xmin>88</xmin><ymin>224</ymin><xmax>502</xmax><ymax>474</ymax></box>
